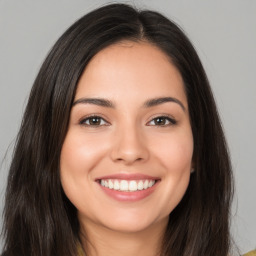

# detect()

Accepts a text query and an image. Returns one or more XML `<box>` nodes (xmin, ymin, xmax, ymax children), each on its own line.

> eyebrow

<box><xmin>73</xmin><ymin>98</ymin><xmax>114</xmax><ymax>108</ymax></box>
<box><xmin>143</xmin><ymin>97</ymin><xmax>185</xmax><ymax>111</ymax></box>
<box><xmin>72</xmin><ymin>97</ymin><xmax>185</xmax><ymax>111</ymax></box>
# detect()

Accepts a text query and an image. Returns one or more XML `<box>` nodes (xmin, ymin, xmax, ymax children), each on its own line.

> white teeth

<box><xmin>114</xmin><ymin>180</ymin><xmax>120</xmax><ymax>190</ymax></box>
<box><xmin>129</xmin><ymin>180</ymin><xmax>137</xmax><ymax>191</ymax></box>
<box><xmin>148</xmin><ymin>180</ymin><xmax>154</xmax><ymax>187</ymax></box>
<box><xmin>100</xmin><ymin>179</ymin><xmax>156</xmax><ymax>192</ymax></box>
<box><xmin>138</xmin><ymin>180</ymin><xmax>144</xmax><ymax>190</ymax></box>
<box><xmin>143</xmin><ymin>180</ymin><xmax>149</xmax><ymax>189</ymax></box>
<box><xmin>120</xmin><ymin>180</ymin><xmax>128</xmax><ymax>191</ymax></box>
<box><xmin>108</xmin><ymin>180</ymin><xmax>114</xmax><ymax>189</ymax></box>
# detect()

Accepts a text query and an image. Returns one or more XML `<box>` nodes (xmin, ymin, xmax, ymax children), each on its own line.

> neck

<box><xmin>79</xmin><ymin>218</ymin><xmax>168</xmax><ymax>256</ymax></box>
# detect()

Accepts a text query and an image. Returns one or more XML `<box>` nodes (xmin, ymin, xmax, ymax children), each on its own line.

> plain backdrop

<box><xmin>0</xmin><ymin>0</ymin><xmax>255</xmax><ymax>253</ymax></box>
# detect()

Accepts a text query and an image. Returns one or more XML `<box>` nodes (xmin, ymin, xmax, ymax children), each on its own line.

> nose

<box><xmin>110</xmin><ymin>124</ymin><xmax>149</xmax><ymax>165</ymax></box>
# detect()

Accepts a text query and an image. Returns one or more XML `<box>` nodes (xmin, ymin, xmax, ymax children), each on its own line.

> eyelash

<box><xmin>79</xmin><ymin>115</ymin><xmax>109</xmax><ymax>127</ymax></box>
<box><xmin>79</xmin><ymin>115</ymin><xmax>177</xmax><ymax>127</ymax></box>
<box><xmin>147</xmin><ymin>115</ymin><xmax>177</xmax><ymax>126</ymax></box>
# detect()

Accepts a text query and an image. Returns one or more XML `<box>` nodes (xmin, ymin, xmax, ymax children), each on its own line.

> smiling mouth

<box><xmin>98</xmin><ymin>179</ymin><xmax>158</xmax><ymax>192</ymax></box>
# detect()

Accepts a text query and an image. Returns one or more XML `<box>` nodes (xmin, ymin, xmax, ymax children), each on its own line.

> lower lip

<box><xmin>98</xmin><ymin>181</ymin><xmax>159</xmax><ymax>202</ymax></box>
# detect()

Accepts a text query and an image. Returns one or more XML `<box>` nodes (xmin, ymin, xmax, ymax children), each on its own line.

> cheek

<box><xmin>60</xmin><ymin>131</ymin><xmax>109</xmax><ymax>176</ymax></box>
<box><xmin>148</xmin><ymin>130</ymin><xmax>193</xmax><ymax>214</ymax></box>
<box><xmin>149</xmin><ymin>130</ymin><xmax>194</xmax><ymax>172</ymax></box>
<box><xmin>59</xmin><ymin>131</ymin><xmax>109</xmax><ymax>213</ymax></box>
<box><xmin>59</xmin><ymin>131</ymin><xmax>109</xmax><ymax>204</ymax></box>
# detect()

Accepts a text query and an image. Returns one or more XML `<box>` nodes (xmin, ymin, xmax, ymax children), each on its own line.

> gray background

<box><xmin>0</xmin><ymin>0</ymin><xmax>255</xmax><ymax>253</ymax></box>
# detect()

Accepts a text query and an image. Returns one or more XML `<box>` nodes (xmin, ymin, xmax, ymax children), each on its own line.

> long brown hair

<box><xmin>2</xmin><ymin>3</ymin><xmax>234</xmax><ymax>256</ymax></box>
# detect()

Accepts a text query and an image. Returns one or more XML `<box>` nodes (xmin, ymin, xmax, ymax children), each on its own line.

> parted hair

<box><xmin>2</xmin><ymin>3</ymin><xmax>233</xmax><ymax>256</ymax></box>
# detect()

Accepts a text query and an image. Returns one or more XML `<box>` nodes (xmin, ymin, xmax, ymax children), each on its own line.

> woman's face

<box><xmin>60</xmin><ymin>41</ymin><xmax>193</xmax><ymax>234</ymax></box>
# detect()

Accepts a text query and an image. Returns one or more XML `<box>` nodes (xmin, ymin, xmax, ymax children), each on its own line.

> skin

<box><xmin>60</xmin><ymin>41</ymin><xmax>194</xmax><ymax>256</ymax></box>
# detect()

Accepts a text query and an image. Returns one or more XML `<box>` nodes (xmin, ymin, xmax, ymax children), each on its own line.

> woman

<box><xmin>2</xmin><ymin>3</ymin><xmax>255</xmax><ymax>256</ymax></box>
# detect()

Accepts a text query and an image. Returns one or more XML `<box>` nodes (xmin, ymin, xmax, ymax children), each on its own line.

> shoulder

<box><xmin>243</xmin><ymin>250</ymin><xmax>256</xmax><ymax>256</ymax></box>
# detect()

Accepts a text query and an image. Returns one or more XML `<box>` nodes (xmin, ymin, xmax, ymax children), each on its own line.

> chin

<box><xmin>97</xmin><ymin>210</ymin><xmax>169</xmax><ymax>234</ymax></box>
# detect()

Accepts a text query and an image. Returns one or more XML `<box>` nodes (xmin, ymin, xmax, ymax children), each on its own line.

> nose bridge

<box><xmin>110</xmin><ymin>119</ymin><xmax>149</xmax><ymax>164</ymax></box>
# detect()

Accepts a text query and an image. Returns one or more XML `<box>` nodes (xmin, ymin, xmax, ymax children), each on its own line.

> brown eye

<box><xmin>80</xmin><ymin>116</ymin><xmax>108</xmax><ymax>126</ymax></box>
<box><xmin>89</xmin><ymin>117</ymin><xmax>101</xmax><ymax>125</ymax></box>
<box><xmin>148</xmin><ymin>116</ymin><xmax>177</xmax><ymax>126</ymax></box>
<box><xmin>154</xmin><ymin>117</ymin><xmax>167</xmax><ymax>125</ymax></box>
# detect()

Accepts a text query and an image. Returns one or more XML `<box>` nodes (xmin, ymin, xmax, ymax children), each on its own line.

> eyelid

<box><xmin>79</xmin><ymin>114</ymin><xmax>110</xmax><ymax>126</ymax></box>
<box><xmin>146</xmin><ymin>114</ymin><xmax>177</xmax><ymax>126</ymax></box>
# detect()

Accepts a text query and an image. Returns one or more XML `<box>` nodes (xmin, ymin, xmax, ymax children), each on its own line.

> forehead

<box><xmin>75</xmin><ymin>41</ymin><xmax>187</xmax><ymax>107</ymax></box>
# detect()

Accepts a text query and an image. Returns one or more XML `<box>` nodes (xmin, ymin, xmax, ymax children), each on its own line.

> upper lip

<box><xmin>95</xmin><ymin>173</ymin><xmax>160</xmax><ymax>181</ymax></box>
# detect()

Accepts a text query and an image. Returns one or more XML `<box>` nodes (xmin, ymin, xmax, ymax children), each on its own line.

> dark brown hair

<box><xmin>2</xmin><ymin>3</ymin><xmax>234</xmax><ymax>256</ymax></box>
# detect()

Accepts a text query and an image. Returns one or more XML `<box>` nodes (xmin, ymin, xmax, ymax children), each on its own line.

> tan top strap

<box><xmin>244</xmin><ymin>250</ymin><xmax>256</xmax><ymax>256</ymax></box>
